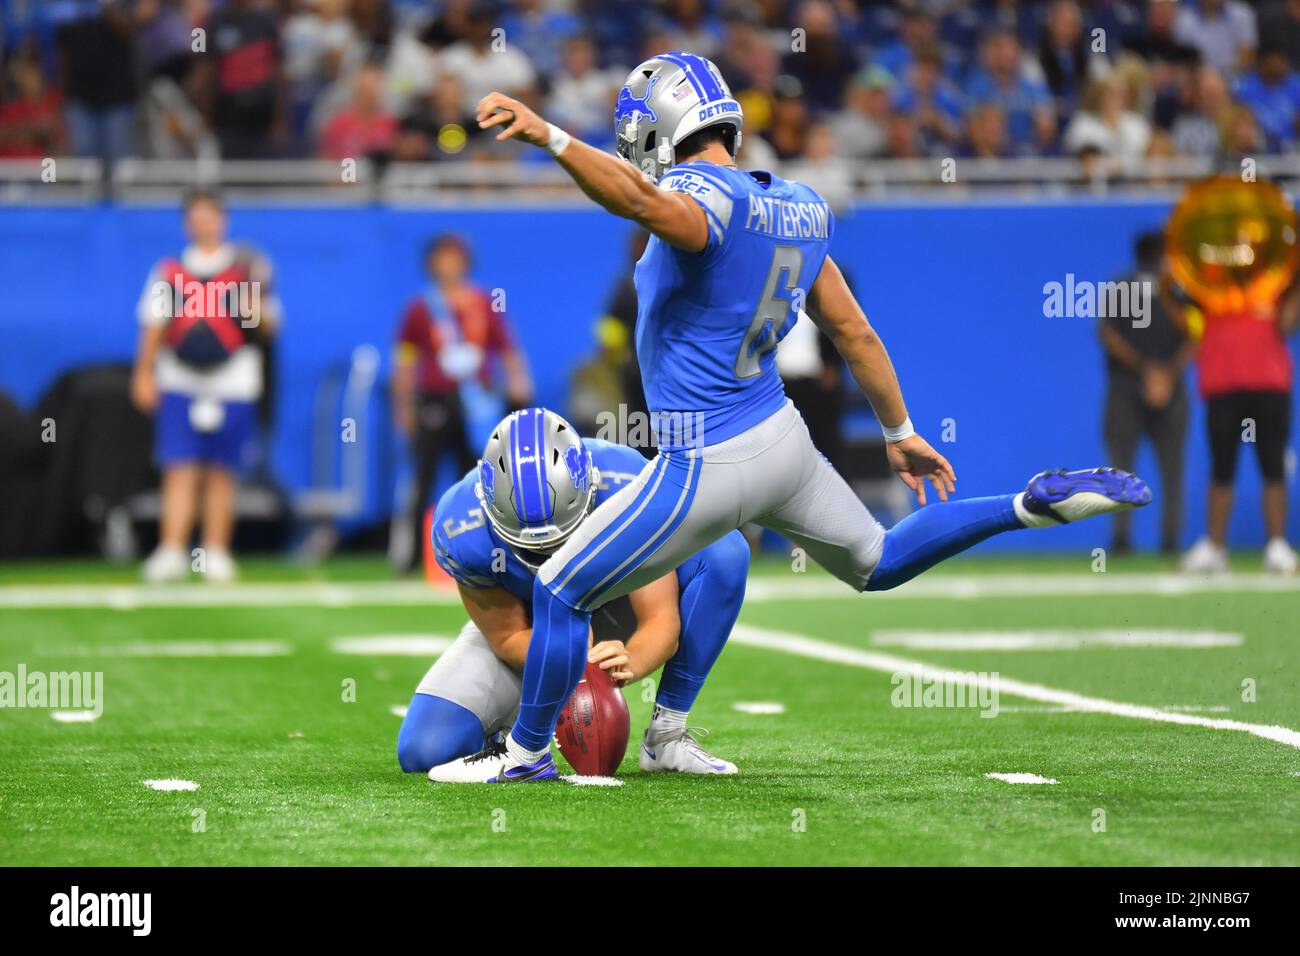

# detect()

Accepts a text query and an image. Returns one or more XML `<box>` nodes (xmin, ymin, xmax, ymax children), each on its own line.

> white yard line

<box><xmin>745</xmin><ymin>573</ymin><xmax>1300</xmax><ymax>601</ymax></box>
<box><xmin>985</xmin><ymin>772</ymin><xmax>1058</xmax><ymax>785</ymax></box>
<box><xmin>998</xmin><ymin>704</ymin><xmax>1231</xmax><ymax>714</ymax></box>
<box><xmin>142</xmin><ymin>779</ymin><xmax>199</xmax><ymax>792</ymax></box>
<box><xmin>730</xmin><ymin>624</ymin><xmax>1300</xmax><ymax>751</ymax></box>
<box><xmin>0</xmin><ymin>581</ymin><xmax>457</xmax><ymax>610</ymax></box>
<box><xmin>75</xmin><ymin>640</ymin><xmax>292</xmax><ymax>658</ymax></box>
<box><xmin>329</xmin><ymin>635</ymin><xmax>455</xmax><ymax>656</ymax></box>
<box><xmin>1161</xmin><ymin>705</ymin><xmax>1231</xmax><ymax>713</ymax></box>
<box><xmin>561</xmin><ymin>775</ymin><xmax>624</xmax><ymax>787</ymax></box>
<box><xmin>997</xmin><ymin>705</ymin><xmax>1077</xmax><ymax>713</ymax></box>
<box><xmin>1</xmin><ymin>571</ymin><xmax>1298</xmax><ymax>610</ymax></box>
<box><xmin>732</xmin><ymin>701</ymin><xmax>786</xmax><ymax>715</ymax></box>
<box><xmin>870</xmin><ymin>629</ymin><xmax>1243</xmax><ymax>650</ymax></box>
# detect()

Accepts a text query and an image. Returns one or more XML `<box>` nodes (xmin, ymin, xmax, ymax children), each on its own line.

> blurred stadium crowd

<box><xmin>3</xmin><ymin>0</ymin><xmax>1300</xmax><ymax>177</ymax></box>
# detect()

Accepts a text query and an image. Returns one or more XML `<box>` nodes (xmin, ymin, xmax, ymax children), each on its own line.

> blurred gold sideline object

<box><xmin>1166</xmin><ymin>176</ymin><xmax>1298</xmax><ymax>316</ymax></box>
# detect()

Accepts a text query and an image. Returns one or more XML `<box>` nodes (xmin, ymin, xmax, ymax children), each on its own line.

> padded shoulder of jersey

<box><xmin>663</xmin><ymin>160</ymin><xmax>741</xmax><ymax>194</ymax></box>
<box><xmin>430</xmin><ymin>471</ymin><xmax>496</xmax><ymax>589</ymax></box>
<box><xmin>749</xmin><ymin>168</ymin><xmax>827</xmax><ymax>204</ymax></box>
<box><xmin>659</xmin><ymin>161</ymin><xmax>740</xmax><ymax>247</ymax></box>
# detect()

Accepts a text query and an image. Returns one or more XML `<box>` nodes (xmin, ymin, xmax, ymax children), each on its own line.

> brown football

<box><xmin>554</xmin><ymin>660</ymin><xmax>631</xmax><ymax>777</ymax></box>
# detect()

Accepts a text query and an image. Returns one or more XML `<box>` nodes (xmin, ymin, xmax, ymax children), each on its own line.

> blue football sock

<box><xmin>396</xmin><ymin>693</ymin><xmax>487</xmax><ymax>773</ymax></box>
<box><xmin>656</xmin><ymin>531</ymin><xmax>749</xmax><ymax>712</ymax></box>
<box><xmin>510</xmin><ymin>575</ymin><xmax>591</xmax><ymax>753</ymax></box>
<box><xmin>865</xmin><ymin>494</ymin><xmax>1021</xmax><ymax>592</ymax></box>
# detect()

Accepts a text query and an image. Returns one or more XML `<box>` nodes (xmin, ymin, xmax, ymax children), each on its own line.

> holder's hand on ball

<box><xmin>589</xmin><ymin>640</ymin><xmax>633</xmax><ymax>686</ymax></box>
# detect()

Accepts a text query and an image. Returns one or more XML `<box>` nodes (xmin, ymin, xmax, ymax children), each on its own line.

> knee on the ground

<box><xmin>396</xmin><ymin>696</ymin><xmax>485</xmax><ymax>773</ymax></box>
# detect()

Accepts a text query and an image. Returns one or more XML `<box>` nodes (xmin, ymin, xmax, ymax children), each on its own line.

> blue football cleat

<box><xmin>497</xmin><ymin>751</ymin><xmax>560</xmax><ymax>783</ymax></box>
<box><xmin>1019</xmin><ymin>467</ymin><xmax>1152</xmax><ymax>526</ymax></box>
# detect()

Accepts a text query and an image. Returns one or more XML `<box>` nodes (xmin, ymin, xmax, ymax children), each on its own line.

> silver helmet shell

<box><xmin>615</xmin><ymin>51</ymin><xmax>743</xmax><ymax>181</ymax></box>
<box><xmin>474</xmin><ymin>408</ymin><xmax>597</xmax><ymax>562</ymax></box>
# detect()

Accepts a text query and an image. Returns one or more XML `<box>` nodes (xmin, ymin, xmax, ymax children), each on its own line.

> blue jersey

<box><xmin>634</xmin><ymin>162</ymin><xmax>834</xmax><ymax>450</ymax></box>
<box><xmin>431</xmin><ymin>438</ymin><xmax>649</xmax><ymax>602</ymax></box>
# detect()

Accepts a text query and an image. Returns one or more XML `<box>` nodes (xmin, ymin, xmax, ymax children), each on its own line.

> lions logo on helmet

<box><xmin>615</xmin><ymin>73</ymin><xmax>659</xmax><ymax>128</ymax></box>
<box><xmin>478</xmin><ymin>459</ymin><xmax>495</xmax><ymax>506</ymax></box>
<box><xmin>563</xmin><ymin>443</ymin><xmax>590</xmax><ymax>495</ymax></box>
<box><xmin>474</xmin><ymin>408</ymin><xmax>598</xmax><ymax>564</ymax></box>
<box><xmin>615</xmin><ymin>52</ymin><xmax>743</xmax><ymax>181</ymax></box>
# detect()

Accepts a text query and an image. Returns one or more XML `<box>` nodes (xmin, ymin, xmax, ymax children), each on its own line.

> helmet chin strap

<box><xmin>657</xmin><ymin>140</ymin><xmax>674</xmax><ymax>170</ymax></box>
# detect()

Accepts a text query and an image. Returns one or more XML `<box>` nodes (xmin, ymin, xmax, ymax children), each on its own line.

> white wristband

<box><xmin>546</xmin><ymin>123</ymin><xmax>571</xmax><ymax>157</ymax></box>
<box><xmin>882</xmin><ymin>416</ymin><xmax>914</xmax><ymax>443</ymax></box>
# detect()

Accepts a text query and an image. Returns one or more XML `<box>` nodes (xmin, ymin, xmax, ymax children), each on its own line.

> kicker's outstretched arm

<box><xmin>474</xmin><ymin>92</ymin><xmax>708</xmax><ymax>252</ymax></box>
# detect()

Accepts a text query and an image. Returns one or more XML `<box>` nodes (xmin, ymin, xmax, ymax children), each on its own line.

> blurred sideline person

<box><xmin>192</xmin><ymin>0</ymin><xmax>287</xmax><ymax>159</ymax></box>
<box><xmin>1178</xmin><ymin>272</ymin><xmax>1300</xmax><ymax>574</ymax></box>
<box><xmin>399</xmin><ymin>408</ymin><xmax>747</xmax><ymax>775</ymax></box>
<box><xmin>567</xmin><ymin>317</ymin><xmax>632</xmax><ymax>438</ymax></box>
<box><xmin>131</xmin><ymin>190</ymin><xmax>280</xmax><ymax>582</ymax></box>
<box><xmin>392</xmin><ymin>234</ymin><xmax>532</xmax><ymax>571</ymax></box>
<box><xmin>56</xmin><ymin>0</ymin><xmax>137</xmax><ymax>169</ymax></box>
<box><xmin>601</xmin><ymin>229</ymin><xmax>652</xmax><ymax>436</ymax></box>
<box><xmin>1098</xmin><ymin>231</ymin><xmax>1192</xmax><ymax>553</ymax></box>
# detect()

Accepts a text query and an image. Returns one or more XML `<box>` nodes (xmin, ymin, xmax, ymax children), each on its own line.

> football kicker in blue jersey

<box><xmin>426</xmin><ymin>52</ymin><xmax>1151</xmax><ymax>782</ymax></box>
<box><xmin>635</xmin><ymin>162</ymin><xmax>833</xmax><ymax>450</ymax></box>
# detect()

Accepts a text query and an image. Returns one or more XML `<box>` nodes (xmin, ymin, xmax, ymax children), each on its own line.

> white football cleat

<box><xmin>142</xmin><ymin>546</ymin><xmax>189</xmax><ymax>583</ymax></box>
<box><xmin>640</xmin><ymin>727</ymin><xmax>737</xmax><ymax>775</ymax></box>
<box><xmin>1263</xmin><ymin>538</ymin><xmax>1297</xmax><ymax>576</ymax></box>
<box><xmin>428</xmin><ymin>739</ymin><xmax>559</xmax><ymax>783</ymax></box>
<box><xmin>1180</xmin><ymin>537</ymin><xmax>1229</xmax><ymax>575</ymax></box>
<box><xmin>201</xmin><ymin>548</ymin><xmax>237</xmax><ymax>583</ymax></box>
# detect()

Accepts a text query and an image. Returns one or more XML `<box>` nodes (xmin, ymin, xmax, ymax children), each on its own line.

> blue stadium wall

<box><xmin>2</xmin><ymin>198</ymin><xmax>1296</xmax><ymax>551</ymax></box>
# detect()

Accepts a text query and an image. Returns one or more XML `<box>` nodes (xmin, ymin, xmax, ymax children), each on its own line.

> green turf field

<box><xmin>1</xmin><ymin>555</ymin><xmax>1297</xmax><ymax>866</ymax></box>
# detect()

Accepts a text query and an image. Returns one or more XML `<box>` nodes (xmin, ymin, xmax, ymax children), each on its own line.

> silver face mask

<box><xmin>475</xmin><ymin>408</ymin><xmax>598</xmax><ymax>563</ymax></box>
